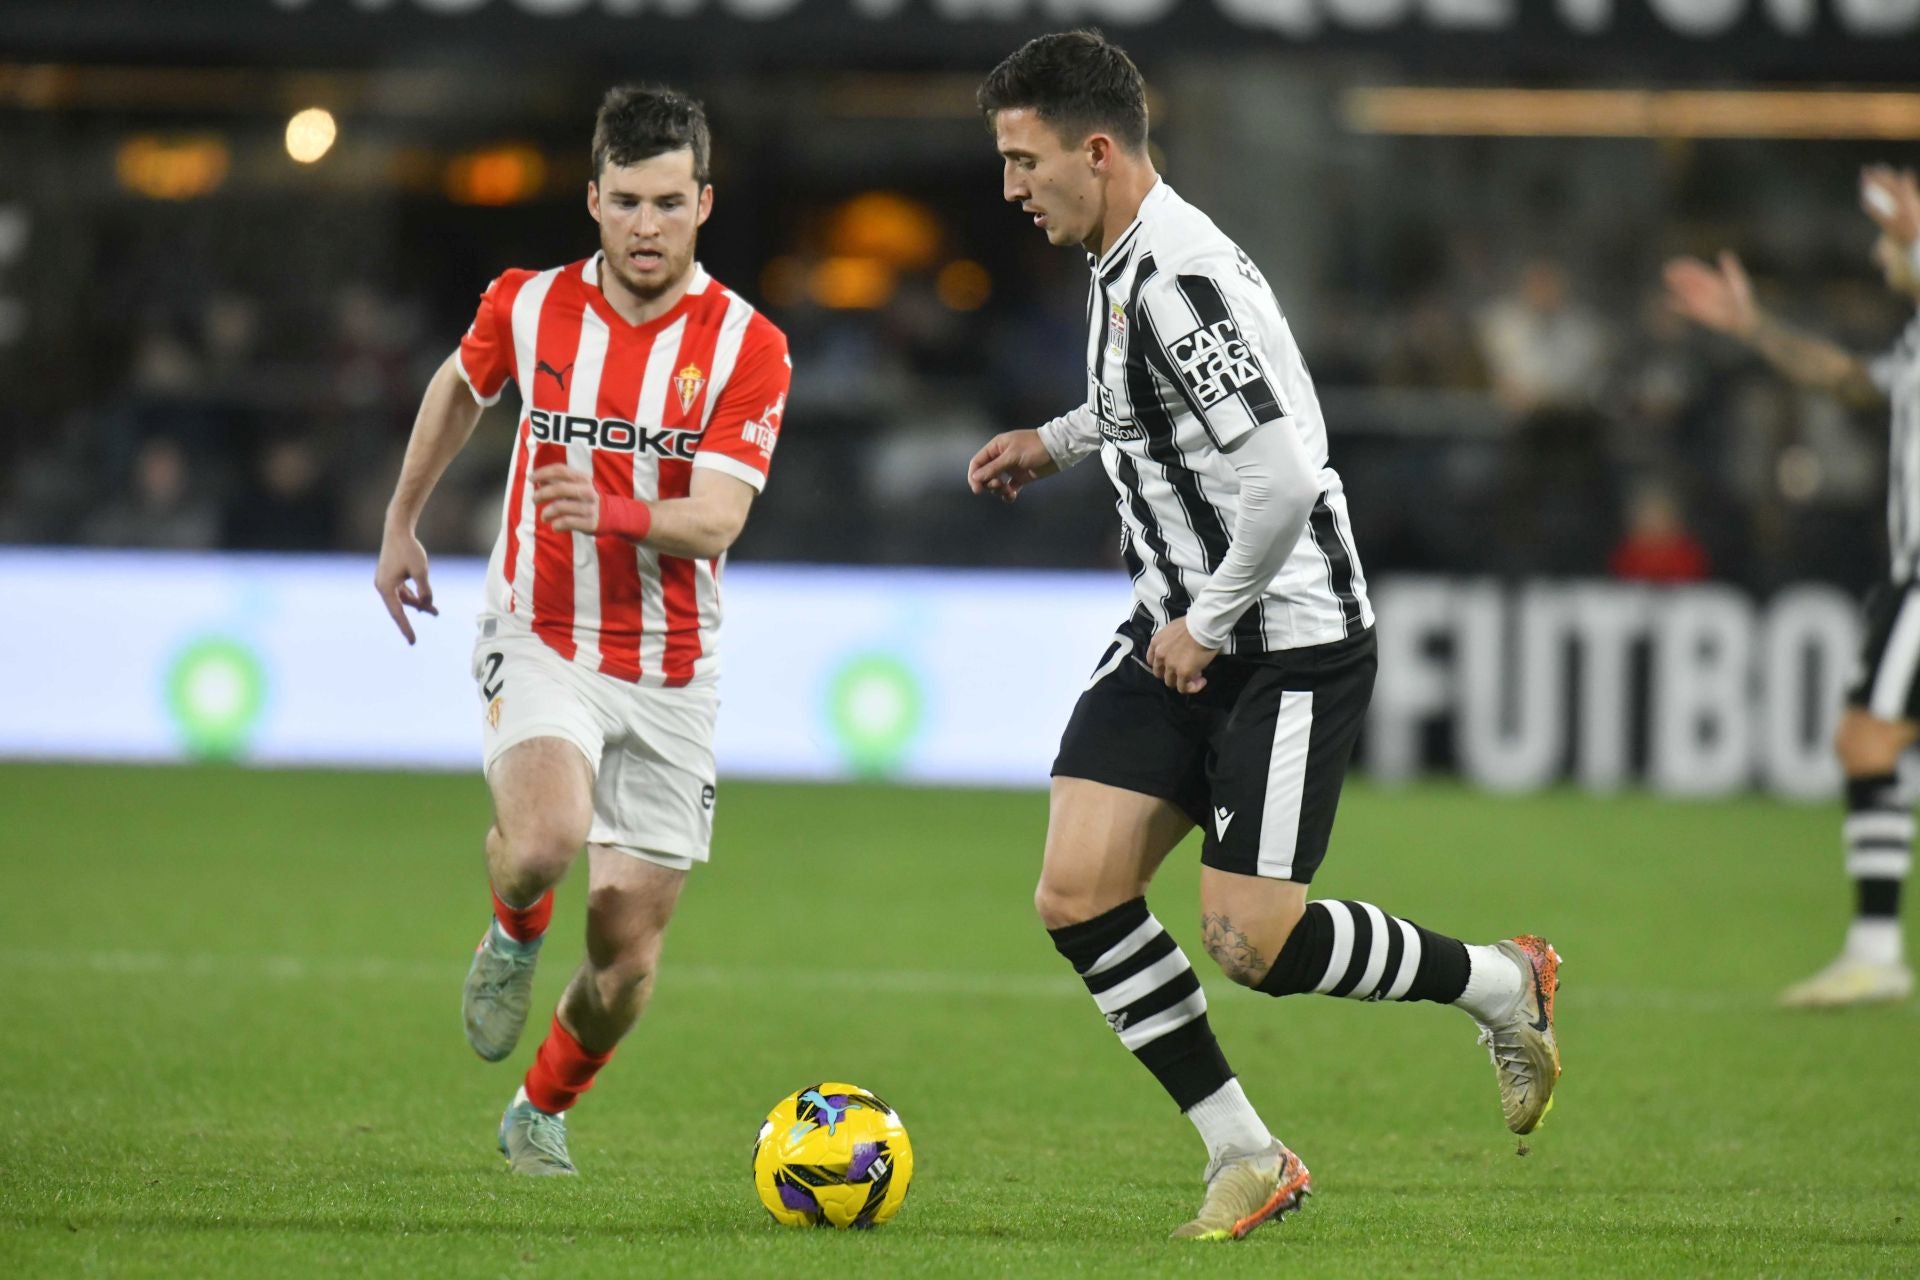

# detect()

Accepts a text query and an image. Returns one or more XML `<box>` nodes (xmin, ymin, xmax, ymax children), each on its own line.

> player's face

<box><xmin>993</xmin><ymin>108</ymin><xmax>1100</xmax><ymax>250</ymax></box>
<box><xmin>1875</xmin><ymin>232</ymin><xmax>1920</xmax><ymax>296</ymax></box>
<box><xmin>588</xmin><ymin>149</ymin><xmax>712</xmax><ymax>302</ymax></box>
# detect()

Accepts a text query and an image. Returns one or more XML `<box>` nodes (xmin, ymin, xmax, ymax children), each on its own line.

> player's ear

<box><xmin>697</xmin><ymin>183</ymin><xmax>714</xmax><ymax>228</ymax></box>
<box><xmin>1085</xmin><ymin>133</ymin><xmax>1112</xmax><ymax>174</ymax></box>
<box><xmin>587</xmin><ymin>180</ymin><xmax>602</xmax><ymax>225</ymax></box>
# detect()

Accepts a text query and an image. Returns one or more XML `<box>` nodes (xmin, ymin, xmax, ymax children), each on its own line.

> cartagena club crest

<box><xmin>675</xmin><ymin>363</ymin><xmax>706</xmax><ymax>412</ymax></box>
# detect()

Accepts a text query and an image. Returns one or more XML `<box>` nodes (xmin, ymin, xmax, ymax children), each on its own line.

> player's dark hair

<box><xmin>591</xmin><ymin>84</ymin><xmax>711</xmax><ymax>187</ymax></box>
<box><xmin>976</xmin><ymin>29</ymin><xmax>1148</xmax><ymax>154</ymax></box>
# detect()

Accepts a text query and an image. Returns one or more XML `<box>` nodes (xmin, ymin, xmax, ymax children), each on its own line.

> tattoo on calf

<box><xmin>1201</xmin><ymin>912</ymin><xmax>1268</xmax><ymax>985</ymax></box>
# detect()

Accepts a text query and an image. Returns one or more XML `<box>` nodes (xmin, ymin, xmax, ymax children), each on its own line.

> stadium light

<box><xmin>444</xmin><ymin>145</ymin><xmax>546</xmax><ymax>206</ymax></box>
<box><xmin>809</xmin><ymin>257</ymin><xmax>894</xmax><ymax>310</ymax></box>
<box><xmin>827</xmin><ymin>192</ymin><xmax>942</xmax><ymax>271</ymax></box>
<box><xmin>284</xmin><ymin>106</ymin><xmax>336</xmax><ymax>163</ymax></box>
<box><xmin>936</xmin><ymin>260</ymin><xmax>992</xmax><ymax>312</ymax></box>
<box><xmin>1345</xmin><ymin>88</ymin><xmax>1920</xmax><ymax>140</ymax></box>
<box><xmin>115</xmin><ymin>134</ymin><xmax>229</xmax><ymax>199</ymax></box>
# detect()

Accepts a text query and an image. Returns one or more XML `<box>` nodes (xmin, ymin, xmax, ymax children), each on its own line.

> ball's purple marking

<box><xmin>848</xmin><ymin>1143</ymin><xmax>879</xmax><ymax>1181</ymax></box>
<box><xmin>778</xmin><ymin>1183</ymin><xmax>819</xmax><ymax>1213</ymax></box>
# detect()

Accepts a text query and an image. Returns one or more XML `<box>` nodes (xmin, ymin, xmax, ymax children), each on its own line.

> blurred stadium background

<box><xmin>6</xmin><ymin>5</ymin><xmax>1920</xmax><ymax>1276</ymax></box>
<box><xmin>4</xmin><ymin>2</ymin><xmax>1918</xmax><ymax>793</ymax></box>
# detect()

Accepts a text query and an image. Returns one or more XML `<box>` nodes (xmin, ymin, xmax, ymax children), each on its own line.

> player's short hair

<box><xmin>591</xmin><ymin>84</ymin><xmax>711</xmax><ymax>187</ymax></box>
<box><xmin>976</xmin><ymin>29</ymin><xmax>1148</xmax><ymax>154</ymax></box>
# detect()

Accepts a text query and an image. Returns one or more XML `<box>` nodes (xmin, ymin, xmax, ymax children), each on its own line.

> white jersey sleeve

<box><xmin>1134</xmin><ymin>258</ymin><xmax>1293</xmax><ymax>451</ymax></box>
<box><xmin>1184</xmin><ymin>423</ymin><xmax>1321</xmax><ymax>648</ymax></box>
<box><xmin>1036</xmin><ymin>403</ymin><xmax>1105</xmax><ymax>471</ymax></box>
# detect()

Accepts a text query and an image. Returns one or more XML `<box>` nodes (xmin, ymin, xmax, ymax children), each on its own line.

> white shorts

<box><xmin>473</xmin><ymin>617</ymin><xmax>718</xmax><ymax>870</ymax></box>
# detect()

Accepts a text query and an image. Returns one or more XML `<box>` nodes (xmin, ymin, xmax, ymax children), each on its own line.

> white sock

<box><xmin>1455</xmin><ymin>944</ymin><xmax>1526</xmax><ymax>1023</ymax></box>
<box><xmin>1185</xmin><ymin>1079</ymin><xmax>1273</xmax><ymax>1167</ymax></box>
<box><xmin>1845</xmin><ymin>919</ymin><xmax>1904</xmax><ymax>967</ymax></box>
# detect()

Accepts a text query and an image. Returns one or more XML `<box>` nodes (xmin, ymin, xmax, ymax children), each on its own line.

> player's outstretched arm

<box><xmin>1862</xmin><ymin>164</ymin><xmax>1920</xmax><ymax>277</ymax></box>
<box><xmin>530</xmin><ymin>464</ymin><xmax>755</xmax><ymax>560</ymax></box>
<box><xmin>375</xmin><ymin>352</ymin><xmax>486</xmax><ymax>644</ymax></box>
<box><xmin>967</xmin><ymin>429</ymin><xmax>1061</xmax><ymax>504</ymax></box>
<box><xmin>1663</xmin><ymin>251</ymin><xmax>1881</xmax><ymax>408</ymax></box>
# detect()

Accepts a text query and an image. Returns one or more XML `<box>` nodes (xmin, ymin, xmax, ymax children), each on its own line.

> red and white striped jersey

<box><xmin>455</xmin><ymin>253</ymin><xmax>790</xmax><ymax>687</ymax></box>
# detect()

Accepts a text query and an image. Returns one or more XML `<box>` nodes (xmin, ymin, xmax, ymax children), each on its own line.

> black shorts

<box><xmin>1051</xmin><ymin>617</ymin><xmax>1376</xmax><ymax>884</ymax></box>
<box><xmin>1846</xmin><ymin>580</ymin><xmax>1920</xmax><ymax>723</ymax></box>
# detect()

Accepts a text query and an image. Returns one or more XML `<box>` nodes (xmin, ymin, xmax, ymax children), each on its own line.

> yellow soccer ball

<box><xmin>751</xmin><ymin>1082</ymin><xmax>913</xmax><ymax>1229</ymax></box>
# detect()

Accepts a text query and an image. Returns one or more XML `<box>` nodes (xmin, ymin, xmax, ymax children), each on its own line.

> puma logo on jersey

<box><xmin>1214</xmin><ymin>806</ymin><xmax>1235</xmax><ymax>840</ymax></box>
<box><xmin>536</xmin><ymin>359</ymin><xmax>572</xmax><ymax>390</ymax></box>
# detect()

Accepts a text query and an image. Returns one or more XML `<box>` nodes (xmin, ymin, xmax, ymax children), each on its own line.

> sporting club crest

<box><xmin>675</xmin><ymin>363</ymin><xmax>707</xmax><ymax>413</ymax></box>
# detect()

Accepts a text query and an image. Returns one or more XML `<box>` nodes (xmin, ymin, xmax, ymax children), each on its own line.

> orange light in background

<box><xmin>760</xmin><ymin>256</ymin><xmax>807</xmax><ymax>309</ymax></box>
<box><xmin>284</xmin><ymin>107</ymin><xmax>336</xmax><ymax>164</ymax></box>
<box><xmin>444</xmin><ymin>145</ymin><xmax>547</xmax><ymax>206</ymax></box>
<box><xmin>827</xmin><ymin>192</ymin><xmax>941</xmax><ymax>270</ymax></box>
<box><xmin>1344</xmin><ymin>87</ymin><xmax>1920</xmax><ymax>140</ymax></box>
<box><xmin>810</xmin><ymin>257</ymin><xmax>894</xmax><ymax>310</ymax></box>
<box><xmin>936</xmin><ymin>260</ymin><xmax>992</xmax><ymax>312</ymax></box>
<box><xmin>115</xmin><ymin>135</ymin><xmax>229</xmax><ymax>200</ymax></box>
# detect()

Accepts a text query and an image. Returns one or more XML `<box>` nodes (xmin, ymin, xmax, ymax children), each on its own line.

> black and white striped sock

<box><xmin>1049</xmin><ymin>898</ymin><xmax>1257</xmax><ymax>1137</ymax></box>
<box><xmin>1845</xmin><ymin>774</ymin><xmax>1909</xmax><ymax>966</ymax></box>
<box><xmin>1256</xmin><ymin>900</ymin><xmax>1517</xmax><ymax>1019</ymax></box>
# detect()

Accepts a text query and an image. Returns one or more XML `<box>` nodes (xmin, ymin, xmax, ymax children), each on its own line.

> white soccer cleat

<box><xmin>1168</xmin><ymin>1141</ymin><xmax>1311</xmax><ymax>1242</ymax></box>
<box><xmin>1779</xmin><ymin>955</ymin><xmax>1914</xmax><ymax>1009</ymax></box>
<box><xmin>498</xmin><ymin>1091</ymin><xmax>577</xmax><ymax>1176</ymax></box>
<box><xmin>463</xmin><ymin>927</ymin><xmax>542</xmax><ymax>1062</ymax></box>
<box><xmin>1476</xmin><ymin>935</ymin><xmax>1562</xmax><ymax>1136</ymax></box>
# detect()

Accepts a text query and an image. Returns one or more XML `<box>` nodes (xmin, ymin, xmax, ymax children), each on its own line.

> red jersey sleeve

<box><xmin>455</xmin><ymin>270</ymin><xmax>530</xmax><ymax>407</ymax></box>
<box><xmin>694</xmin><ymin>314</ymin><xmax>791</xmax><ymax>493</ymax></box>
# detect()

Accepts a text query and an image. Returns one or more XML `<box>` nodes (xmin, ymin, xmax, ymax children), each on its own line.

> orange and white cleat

<box><xmin>1169</xmin><ymin>1140</ymin><xmax>1312</xmax><ymax>1242</ymax></box>
<box><xmin>1478</xmin><ymin>935</ymin><xmax>1562</xmax><ymax>1135</ymax></box>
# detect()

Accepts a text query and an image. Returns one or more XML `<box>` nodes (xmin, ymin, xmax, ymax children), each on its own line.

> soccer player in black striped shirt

<box><xmin>1667</xmin><ymin>165</ymin><xmax>1920</xmax><ymax>1008</ymax></box>
<box><xmin>965</xmin><ymin>29</ymin><xmax>1563</xmax><ymax>1242</ymax></box>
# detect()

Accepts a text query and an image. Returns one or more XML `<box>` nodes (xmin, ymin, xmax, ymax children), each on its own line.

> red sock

<box><xmin>491</xmin><ymin>886</ymin><xmax>553</xmax><ymax>943</ymax></box>
<box><xmin>524</xmin><ymin>1014</ymin><xmax>614</xmax><ymax>1114</ymax></box>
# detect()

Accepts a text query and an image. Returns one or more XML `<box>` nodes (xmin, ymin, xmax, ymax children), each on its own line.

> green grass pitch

<box><xmin>1</xmin><ymin>763</ymin><xmax>1915</xmax><ymax>1277</ymax></box>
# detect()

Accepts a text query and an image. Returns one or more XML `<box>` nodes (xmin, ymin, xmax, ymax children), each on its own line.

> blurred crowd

<box><xmin>1315</xmin><ymin>243</ymin><xmax>1895</xmax><ymax>594</ymax></box>
<box><xmin>0</xmin><ymin>141</ymin><xmax>1906</xmax><ymax>597</ymax></box>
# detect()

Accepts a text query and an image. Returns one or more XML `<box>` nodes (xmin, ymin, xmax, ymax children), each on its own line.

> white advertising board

<box><xmin>0</xmin><ymin>552</ymin><xmax>1866</xmax><ymax>799</ymax></box>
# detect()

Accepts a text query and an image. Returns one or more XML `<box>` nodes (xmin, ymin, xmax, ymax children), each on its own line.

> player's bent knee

<box><xmin>1033</xmin><ymin>880</ymin><xmax>1076</xmax><ymax>930</ymax></box>
<box><xmin>501</xmin><ymin>821</ymin><xmax>586</xmax><ymax>880</ymax></box>
<box><xmin>1033</xmin><ymin>878</ymin><xmax>1128</xmax><ymax>931</ymax></box>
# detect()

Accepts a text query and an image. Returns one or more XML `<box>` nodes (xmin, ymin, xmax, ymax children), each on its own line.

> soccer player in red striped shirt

<box><xmin>374</xmin><ymin>85</ymin><xmax>791</xmax><ymax>1175</ymax></box>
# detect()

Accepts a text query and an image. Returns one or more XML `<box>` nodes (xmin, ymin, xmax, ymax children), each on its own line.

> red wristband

<box><xmin>601</xmin><ymin>493</ymin><xmax>653</xmax><ymax>543</ymax></box>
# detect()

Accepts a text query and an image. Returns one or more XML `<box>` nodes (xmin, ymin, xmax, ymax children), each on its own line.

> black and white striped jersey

<box><xmin>1871</xmin><ymin>310</ymin><xmax>1920</xmax><ymax>583</ymax></box>
<box><xmin>1037</xmin><ymin>180</ymin><xmax>1372</xmax><ymax>654</ymax></box>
